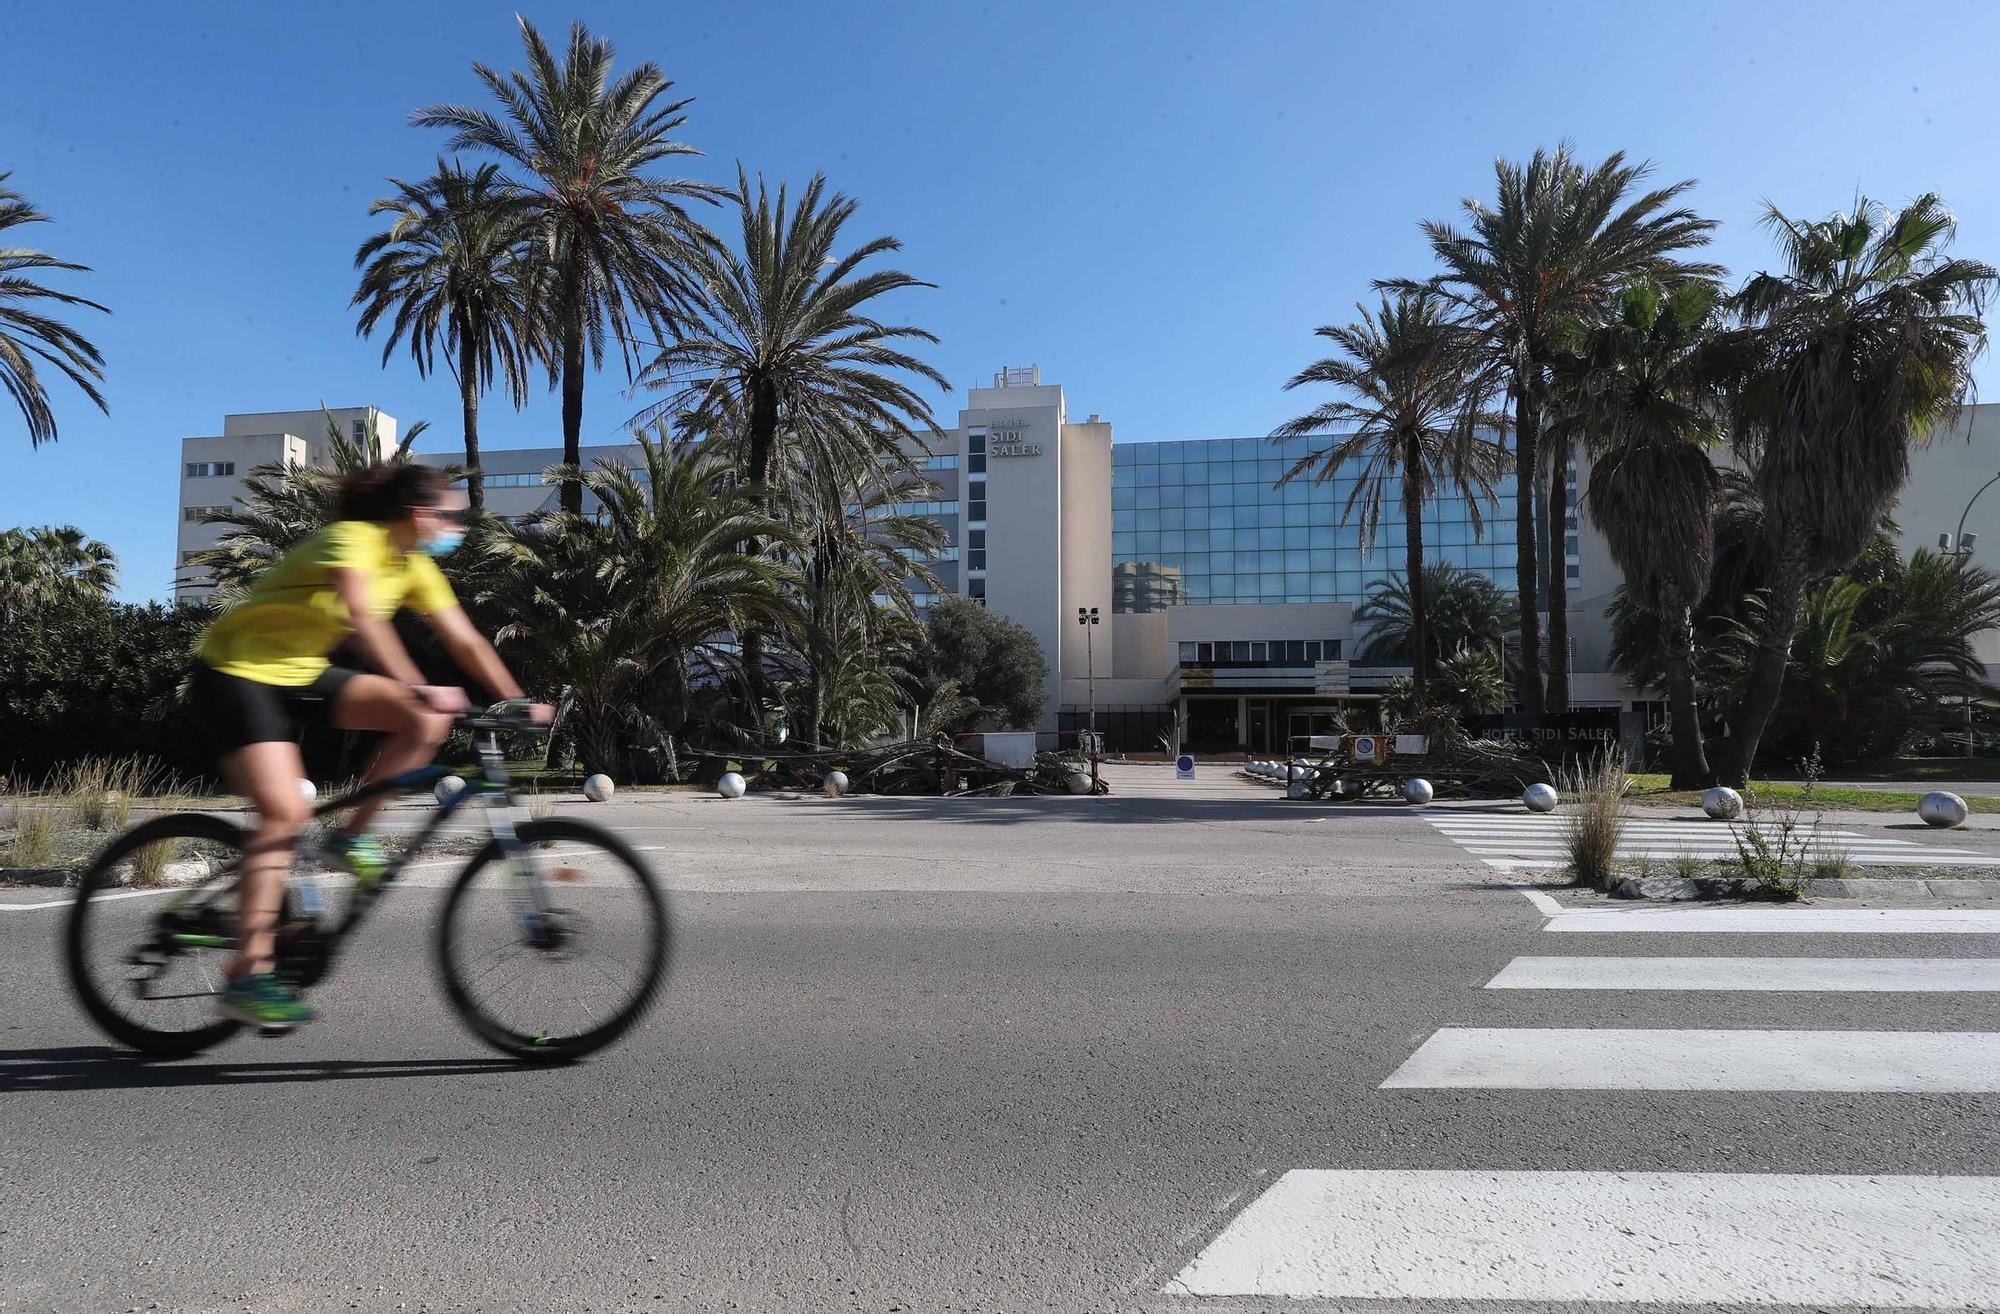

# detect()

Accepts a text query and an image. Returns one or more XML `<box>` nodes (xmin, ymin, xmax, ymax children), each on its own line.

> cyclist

<box><xmin>191</xmin><ymin>462</ymin><xmax>549</xmax><ymax>1032</ymax></box>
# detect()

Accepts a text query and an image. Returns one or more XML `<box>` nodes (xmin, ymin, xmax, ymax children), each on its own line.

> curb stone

<box><xmin>1604</xmin><ymin>872</ymin><xmax>2000</xmax><ymax>901</ymax></box>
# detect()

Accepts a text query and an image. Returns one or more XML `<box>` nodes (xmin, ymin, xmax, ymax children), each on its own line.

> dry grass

<box><xmin>59</xmin><ymin>757</ymin><xmax>168</xmax><ymax>830</ymax></box>
<box><xmin>1558</xmin><ymin>747</ymin><xmax>1628</xmax><ymax>889</ymax></box>
<box><xmin>128</xmin><ymin>835</ymin><xmax>184</xmax><ymax>887</ymax></box>
<box><xmin>1808</xmin><ymin>842</ymin><xmax>1856</xmax><ymax>883</ymax></box>
<box><xmin>6</xmin><ymin>807</ymin><xmax>58</xmax><ymax>868</ymax></box>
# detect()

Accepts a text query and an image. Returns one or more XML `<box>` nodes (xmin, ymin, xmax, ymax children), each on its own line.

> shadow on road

<box><xmin>0</xmin><ymin>1044</ymin><xmax>523</xmax><ymax>1092</ymax></box>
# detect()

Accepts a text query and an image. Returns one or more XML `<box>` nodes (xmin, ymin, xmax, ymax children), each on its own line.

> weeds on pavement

<box><xmin>1729</xmin><ymin>792</ymin><xmax>1816</xmax><ymax>899</ymax></box>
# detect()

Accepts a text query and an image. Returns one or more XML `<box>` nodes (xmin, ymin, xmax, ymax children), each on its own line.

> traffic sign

<box><xmin>1175</xmin><ymin>753</ymin><xmax>1195</xmax><ymax>780</ymax></box>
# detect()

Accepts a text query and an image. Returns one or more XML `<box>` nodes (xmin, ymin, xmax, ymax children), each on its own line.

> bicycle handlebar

<box><xmin>457</xmin><ymin>703</ymin><xmax>555</xmax><ymax>737</ymax></box>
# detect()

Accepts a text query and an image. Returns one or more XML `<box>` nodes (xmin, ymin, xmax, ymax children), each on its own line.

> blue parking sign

<box><xmin>1175</xmin><ymin>753</ymin><xmax>1195</xmax><ymax>780</ymax></box>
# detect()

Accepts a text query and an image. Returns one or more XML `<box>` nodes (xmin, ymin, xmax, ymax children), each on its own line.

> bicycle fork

<box><xmin>488</xmin><ymin>802</ymin><xmax>561</xmax><ymax>948</ymax></box>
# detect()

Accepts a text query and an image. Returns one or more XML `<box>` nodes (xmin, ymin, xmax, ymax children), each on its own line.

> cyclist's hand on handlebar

<box><xmin>487</xmin><ymin>697</ymin><xmax>555</xmax><ymax>725</ymax></box>
<box><xmin>415</xmin><ymin>684</ymin><xmax>471</xmax><ymax>715</ymax></box>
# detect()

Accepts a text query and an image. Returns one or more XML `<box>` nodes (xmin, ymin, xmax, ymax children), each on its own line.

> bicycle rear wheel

<box><xmin>64</xmin><ymin>813</ymin><xmax>248</xmax><ymax>1058</ymax></box>
<box><xmin>436</xmin><ymin>817</ymin><xmax>670</xmax><ymax>1062</ymax></box>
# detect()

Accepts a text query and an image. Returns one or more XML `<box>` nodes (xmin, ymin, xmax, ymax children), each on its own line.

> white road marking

<box><xmin>1380</xmin><ymin>1027</ymin><xmax>2000</xmax><ymax>1091</ymax></box>
<box><xmin>1547</xmin><ymin>906</ymin><xmax>2000</xmax><ymax>933</ymax></box>
<box><xmin>1508</xmin><ymin>884</ymin><xmax>1563</xmax><ymax>918</ymax></box>
<box><xmin>1164</xmin><ymin>1169</ymin><xmax>2000</xmax><ymax>1305</ymax></box>
<box><xmin>1487</xmin><ymin>955</ymin><xmax>2000</xmax><ymax>991</ymax></box>
<box><xmin>1424</xmin><ymin>813</ymin><xmax>1994</xmax><ymax>871</ymax></box>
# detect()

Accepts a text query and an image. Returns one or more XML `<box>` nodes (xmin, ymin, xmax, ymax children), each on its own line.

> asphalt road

<box><xmin>3</xmin><ymin>765</ymin><xmax>1996</xmax><ymax>1313</ymax></box>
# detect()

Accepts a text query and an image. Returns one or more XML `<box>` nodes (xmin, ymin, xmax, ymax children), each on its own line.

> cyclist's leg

<box><xmin>327</xmin><ymin>673</ymin><xmax>453</xmax><ymax>835</ymax></box>
<box><xmin>218</xmin><ymin>739</ymin><xmax>312</xmax><ymax>978</ymax></box>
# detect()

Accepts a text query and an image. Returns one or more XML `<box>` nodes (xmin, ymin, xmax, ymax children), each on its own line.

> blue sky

<box><xmin>7</xmin><ymin>0</ymin><xmax>1999</xmax><ymax>601</ymax></box>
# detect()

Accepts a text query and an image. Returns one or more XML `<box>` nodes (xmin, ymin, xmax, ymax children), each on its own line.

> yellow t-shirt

<box><xmin>197</xmin><ymin>520</ymin><xmax>458</xmax><ymax>687</ymax></box>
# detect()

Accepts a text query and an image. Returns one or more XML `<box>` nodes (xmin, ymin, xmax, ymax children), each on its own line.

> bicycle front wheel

<box><xmin>436</xmin><ymin>817</ymin><xmax>670</xmax><ymax>1062</ymax></box>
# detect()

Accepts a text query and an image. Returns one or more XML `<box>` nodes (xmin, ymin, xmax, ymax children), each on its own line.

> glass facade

<box><xmin>1110</xmin><ymin>434</ymin><xmax>1517</xmax><ymax>612</ymax></box>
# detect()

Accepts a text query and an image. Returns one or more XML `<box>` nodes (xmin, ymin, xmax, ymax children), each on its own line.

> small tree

<box><xmin>923</xmin><ymin>596</ymin><xmax>1047</xmax><ymax>731</ymax></box>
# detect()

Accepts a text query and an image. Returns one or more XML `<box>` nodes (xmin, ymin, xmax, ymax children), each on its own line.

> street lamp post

<box><xmin>1077</xmin><ymin>606</ymin><xmax>1100</xmax><ymax>775</ymax></box>
<box><xmin>1939</xmin><ymin>471</ymin><xmax>2000</xmax><ymax>759</ymax></box>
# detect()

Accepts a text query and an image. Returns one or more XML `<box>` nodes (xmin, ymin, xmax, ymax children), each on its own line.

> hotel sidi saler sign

<box><xmin>988</xmin><ymin>417</ymin><xmax>1042</xmax><ymax>457</ymax></box>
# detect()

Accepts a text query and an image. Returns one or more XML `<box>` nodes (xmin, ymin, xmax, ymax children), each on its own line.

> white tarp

<box><xmin>977</xmin><ymin>732</ymin><xmax>1037</xmax><ymax>770</ymax></box>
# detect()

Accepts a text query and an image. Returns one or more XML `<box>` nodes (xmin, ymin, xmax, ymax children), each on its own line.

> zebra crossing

<box><xmin>1422</xmin><ymin>805</ymin><xmax>1993</xmax><ymax>871</ymax></box>
<box><xmin>1165</xmin><ymin>894</ymin><xmax>2000</xmax><ymax>1307</ymax></box>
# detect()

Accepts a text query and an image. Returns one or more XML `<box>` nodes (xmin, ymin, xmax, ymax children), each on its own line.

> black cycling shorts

<box><xmin>191</xmin><ymin>663</ymin><xmax>361</xmax><ymax>755</ymax></box>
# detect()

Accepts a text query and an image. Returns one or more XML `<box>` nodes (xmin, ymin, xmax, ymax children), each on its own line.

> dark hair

<box><xmin>334</xmin><ymin>462</ymin><xmax>446</xmax><ymax>523</ymax></box>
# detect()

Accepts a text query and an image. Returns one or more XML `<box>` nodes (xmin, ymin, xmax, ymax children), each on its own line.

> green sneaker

<box><xmin>219</xmin><ymin>972</ymin><xmax>316</xmax><ymax>1031</ymax></box>
<box><xmin>325</xmin><ymin>831</ymin><xmax>390</xmax><ymax>890</ymax></box>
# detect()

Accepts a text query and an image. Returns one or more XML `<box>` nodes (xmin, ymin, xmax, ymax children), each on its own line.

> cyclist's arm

<box><xmin>423</xmin><ymin>604</ymin><xmax>527</xmax><ymax>703</ymax></box>
<box><xmin>331</xmin><ymin>567</ymin><xmax>427</xmax><ymax>686</ymax></box>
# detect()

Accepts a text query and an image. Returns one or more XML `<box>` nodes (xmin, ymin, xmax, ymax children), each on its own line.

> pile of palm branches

<box><xmin>690</xmin><ymin>734</ymin><xmax>1108</xmax><ymax>798</ymax></box>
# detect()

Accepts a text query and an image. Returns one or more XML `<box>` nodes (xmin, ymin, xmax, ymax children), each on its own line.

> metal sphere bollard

<box><xmin>1919</xmin><ymin>790</ymin><xmax>1969</xmax><ymax>828</ymax></box>
<box><xmin>1403</xmin><ymin>778</ymin><xmax>1434</xmax><ymax>806</ymax></box>
<box><xmin>1066</xmin><ymin>771</ymin><xmax>1092</xmax><ymax>795</ymax></box>
<box><xmin>298</xmin><ymin>778</ymin><xmax>317</xmax><ymax>805</ymax></box>
<box><xmin>717</xmin><ymin>771</ymin><xmax>747</xmax><ymax>800</ymax></box>
<box><xmin>583</xmin><ymin>773</ymin><xmax>615</xmax><ymax>803</ymax></box>
<box><xmin>1287</xmin><ymin>782</ymin><xmax>1310</xmax><ymax>800</ymax></box>
<box><xmin>434</xmin><ymin>774</ymin><xmax>467</xmax><ymax>803</ymax></box>
<box><xmin>823</xmin><ymin>770</ymin><xmax>849</xmax><ymax>797</ymax></box>
<box><xmin>1523</xmin><ymin>782</ymin><xmax>1559</xmax><ymax>813</ymax></box>
<box><xmin>1288</xmin><ymin>763</ymin><xmax>1308</xmax><ymax>781</ymax></box>
<box><xmin>1702</xmin><ymin>786</ymin><xmax>1743</xmax><ymax>820</ymax></box>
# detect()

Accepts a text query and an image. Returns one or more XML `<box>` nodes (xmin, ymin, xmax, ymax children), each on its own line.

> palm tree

<box><xmin>1403</xmin><ymin>144</ymin><xmax>1720</xmax><ymax>713</ymax></box>
<box><xmin>786</xmin><ymin>459</ymin><xmax>947</xmax><ymax>746</ymax></box>
<box><xmin>1714</xmin><ymin>195</ymin><xmax>1995</xmax><ymax>784</ymax></box>
<box><xmin>352</xmin><ymin>160</ymin><xmax>546</xmax><ymax>512</ymax></box>
<box><xmin>0</xmin><ymin>524</ymin><xmax>115</xmax><ymax>621</ymax></box>
<box><xmin>1356</xmin><ymin>562</ymin><xmax>1518</xmax><ymax>665</ymax></box>
<box><xmin>187</xmin><ymin>408</ymin><xmax>426</xmax><ymax>598</ymax></box>
<box><xmin>415</xmin><ymin>17</ymin><xmax>717</xmax><ymax>515</ymax></box>
<box><xmin>1272</xmin><ymin>290</ymin><xmax>1508</xmax><ymax>701</ymax></box>
<box><xmin>637</xmin><ymin>169</ymin><xmax>949</xmax><ymax>727</ymax></box>
<box><xmin>1570</xmin><ymin>281</ymin><xmax>1725</xmax><ymax>787</ymax></box>
<box><xmin>479</xmin><ymin>432</ymin><xmax>794</xmax><ymax>776</ymax></box>
<box><xmin>1710</xmin><ymin>550</ymin><xmax>2000</xmax><ymax>765</ymax></box>
<box><xmin>1</xmin><ymin>174</ymin><xmax>107</xmax><ymax>447</ymax></box>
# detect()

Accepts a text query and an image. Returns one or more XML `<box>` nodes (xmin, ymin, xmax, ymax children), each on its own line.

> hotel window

<box><xmin>185</xmin><ymin>461</ymin><xmax>235</xmax><ymax>477</ymax></box>
<box><xmin>351</xmin><ymin>419</ymin><xmax>367</xmax><ymax>443</ymax></box>
<box><xmin>968</xmin><ymin>431</ymin><xmax>987</xmax><ymax>475</ymax></box>
<box><xmin>968</xmin><ymin>577</ymin><xmax>986</xmax><ymax>605</ymax></box>
<box><xmin>184</xmin><ymin>504</ymin><xmax>230</xmax><ymax>521</ymax></box>
<box><xmin>967</xmin><ymin>528</ymin><xmax>986</xmax><ymax>572</ymax></box>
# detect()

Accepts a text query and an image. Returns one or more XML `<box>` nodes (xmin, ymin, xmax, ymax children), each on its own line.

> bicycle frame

<box><xmin>170</xmin><ymin>722</ymin><xmax>556</xmax><ymax>976</ymax></box>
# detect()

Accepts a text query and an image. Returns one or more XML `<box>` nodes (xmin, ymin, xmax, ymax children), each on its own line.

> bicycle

<box><xmin>63</xmin><ymin>707</ymin><xmax>670</xmax><ymax>1062</ymax></box>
